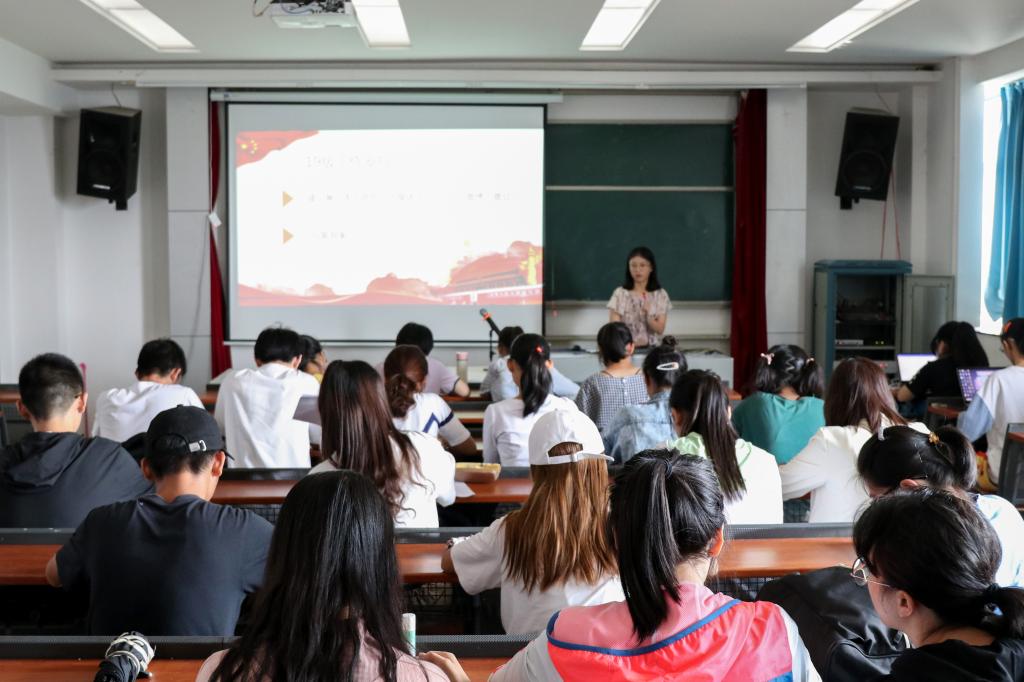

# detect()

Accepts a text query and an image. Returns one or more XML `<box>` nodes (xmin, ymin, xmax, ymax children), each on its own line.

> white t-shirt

<box><xmin>213</xmin><ymin>363</ymin><xmax>321</xmax><ymax>469</ymax></box>
<box><xmin>664</xmin><ymin>433</ymin><xmax>783</xmax><ymax>525</ymax></box>
<box><xmin>977</xmin><ymin>493</ymin><xmax>1024</xmax><ymax>587</ymax></box>
<box><xmin>482</xmin><ymin>395</ymin><xmax>580</xmax><ymax>467</ymax></box>
<box><xmin>958</xmin><ymin>365</ymin><xmax>1024</xmax><ymax>482</ymax></box>
<box><xmin>309</xmin><ymin>431</ymin><xmax>456</xmax><ymax>528</ymax></box>
<box><xmin>780</xmin><ymin>420</ymin><xmax>929</xmax><ymax>523</ymax></box>
<box><xmin>92</xmin><ymin>381</ymin><xmax>204</xmax><ymax>442</ymax></box>
<box><xmin>392</xmin><ymin>393</ymin><xmax>472</xmax><ymax>447</ymax></box>
<box><xmin>451</xmin><ymin>517</ymin><xmax>625</xmax><ymax>634</ymax></box>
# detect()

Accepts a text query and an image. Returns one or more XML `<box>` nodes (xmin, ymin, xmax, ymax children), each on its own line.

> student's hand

<box><xmin>418</xmin><ymin>651</ymin><xmax>470</xmax><ymax>682</ymax></box>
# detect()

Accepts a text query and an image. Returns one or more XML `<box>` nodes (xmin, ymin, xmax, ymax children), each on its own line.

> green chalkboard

<box><xmin>544</xmin><ymin>124</ymin><xmax>734</xmax><ymax>301</ymax></box>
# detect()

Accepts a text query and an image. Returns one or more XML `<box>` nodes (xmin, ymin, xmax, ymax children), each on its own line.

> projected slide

<box><xmin>227</xmin><ymin>103</ymin><xmax>545</xmax><ymax>341</ymax></box>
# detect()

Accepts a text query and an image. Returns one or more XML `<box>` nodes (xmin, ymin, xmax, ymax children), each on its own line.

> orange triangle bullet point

<box><xmin>282</xmin><ymin>229</ymin><xmax>294</xmax><ymax>244</ymax></box>
<box><xmin>282</xmin><ymin>191</ymin><xmax>293</xmax><ymax>207</ymax></box>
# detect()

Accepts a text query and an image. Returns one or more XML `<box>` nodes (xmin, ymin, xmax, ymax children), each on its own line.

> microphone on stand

<box><xmin>479</xmin><ymin>308</ymin><xmax>501</xmax><ymax>335</ymax></box>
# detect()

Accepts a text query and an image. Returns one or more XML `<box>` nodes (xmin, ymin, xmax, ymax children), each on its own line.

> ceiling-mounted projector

<box><xmin>268</xmin><ymin>1</ymin><xmax>358</xmax><ymax>29</ymax></box>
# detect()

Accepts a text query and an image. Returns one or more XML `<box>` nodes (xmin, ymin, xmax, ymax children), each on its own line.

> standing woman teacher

<box><xmin>607</xmin><ymin>246</ymin><xmax>671</xmax><ymax>348</ymax></box>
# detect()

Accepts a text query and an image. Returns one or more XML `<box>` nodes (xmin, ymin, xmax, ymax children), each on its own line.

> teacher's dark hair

<box><xmin>669</xmin><ymin>370</ymin><xmax>746</xmax><ymax>501</ymax></box>
<box><xmin>209</xmin><ymin>470</ymin><xmax>422</xmax><ymax>682</ymax></box>
<box><xmin>509</xmin><ymin>333</ymin><xmax>552</xmax><ymax>417</ymax></box>
<box><xmin>621</xmin><ymin>246</ymin><xmax>662</xmax><ymax>292</ymax></box>
<box><xmin>854</xmin><ymin>487</ymin><xmax>1024</xmax><ymax>640</ymax></box>
<box><xmin>611</xmin><ymin>450</ymin><xmax>725</xmax><ymax>643</ymax></box>
<box><xmin>858</xmin><ymin>425</ymin><xmax>977</xmax><ymax>493</ymax></box>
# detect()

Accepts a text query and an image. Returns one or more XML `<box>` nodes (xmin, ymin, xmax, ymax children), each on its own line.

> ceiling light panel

<box><xmin>788</xmin><ymin>0</ymin><xmax>919</xmax><ymax>53</ymax></box>
<box><xmin>79</xmin><ymin>0</ymin><xmax>197</xmax><ymax>52</ymax></box>
<box><xmin>352</xmin><ymin>0</ymin><xmax>411</xmax><ymax>47</ymax></box>
<box><xmin>581</xmin><ymin>0</ymin><xmax>661</xmax><ymax>51</ymax></box>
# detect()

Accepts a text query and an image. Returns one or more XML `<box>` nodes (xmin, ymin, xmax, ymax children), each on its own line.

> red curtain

<box><xmin>209</xmin><ymin>102</ymin><xmax>232</xmax><ymax>376</ymax></box>
<box><xmin>730</xmin><ymin>90</ymin><xmax>768</xmax><ymax>395</ymax></box>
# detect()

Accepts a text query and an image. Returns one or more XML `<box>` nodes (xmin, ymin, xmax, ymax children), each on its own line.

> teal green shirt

<box><xmin>731</xmin><ymin>392</ymin><xmax>825</xmax><ymax>465</ymax></box>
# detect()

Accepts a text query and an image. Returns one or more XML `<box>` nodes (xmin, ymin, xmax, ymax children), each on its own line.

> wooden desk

<box><xmin>0</xmin><ymin>536</ymin><xmax>855</xmax><ymax>587</ymax></box>
<box><xmin>0</xmin><ymin>388</ymin><xmax>18</xmax><ymax>404</ymax></box>
<box><xmin>0</xmin><ymin>657</ymin><xmax>506</xmax><ymax>681</ymax></box>
<box><xmin>211</xmin><ymin>477</ymin><xmax>531</xmax><ymax>506</ymax></box>
<box><xmin>927</xmin><ymin>404</ymin><xmax>962</xmax><ymax>421</ymax></box>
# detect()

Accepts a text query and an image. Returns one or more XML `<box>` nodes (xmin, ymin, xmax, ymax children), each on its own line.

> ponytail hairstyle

<box><xmin>298</xmin><ymin>334</ymin><xmax>324</xmax><ymax>375</ymax></box>
<box><xmin>597</xmin><ymin>321</ymin><xmax>634</xmax><ymax>366</ymax></box>
<box><xmin>610</xmin><ymin>450</ymin><xmax>725</xmax><ymax>643</ymax></box>
<box><xmin>318</xmin><ymin>360</ymin><xmax>422</xmax><ymax>518</ymax></box>
<box><xmin>858</xmin><ymin>425</ymin><xmax>976</xmax><ymax>493</ymax></box>
<box><xmin>854</xmin><ymin>488</ymin><xmax>1024</xmax><ymax>640</ymax></box>
<box><xmin>753</xmin><ymin>344</ymin><xmax>823</xmax><ymax>398</ymax></box>
<box><xmin>825</xmin><ymin>357</ymin><xmax>906</xmax><ymax>432</ymax></box>
<box><xmin>668</xmin><ymin>370</ymin><xmax>746</xmax><ymax>501</ymax></box>
<box><xmin>509</xmin><ymin>334</ymin><xmax>552</xmax><ymax>417</ymax></box>
<box><xmin>931</xmin><ymin>321</ymin><xmax>990</xmax><ymax>368</ymax></box>
<box><xmin>383</xmin><ymin>344</ymin><xmax>428</xmax><ymax>419</ymax></box>
<box><xmin>641</xmin><ymin>336</ymin><xmax>686</xmax><ymax>391</ymax></box>
<box><xmin>1000</xmin><ymin>318</ymin><xmax>1024</xmax><ymax>358</ymax></box>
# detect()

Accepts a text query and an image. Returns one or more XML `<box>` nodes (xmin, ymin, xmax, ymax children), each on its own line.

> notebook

<box><xmin>896</xmin><ymin>353</ymin><xmax>936</xmax><ymax>382</ymax></box>
<box><xmin>957</xmin><ymin>368</ymin><xmax>996</xmax><ymax>403</ymax></box>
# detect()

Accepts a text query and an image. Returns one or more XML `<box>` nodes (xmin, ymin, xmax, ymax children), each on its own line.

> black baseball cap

<box><xmin>145</xmin><ymin>405</ymin><xmax>232</xmax><ymax>461</ymax></box>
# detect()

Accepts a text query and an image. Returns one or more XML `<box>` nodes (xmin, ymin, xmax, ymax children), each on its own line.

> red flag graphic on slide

<box><xmin>236</xmin><ymin>131</ymin><xmax>318</xmax><ymax>167</ymax></box>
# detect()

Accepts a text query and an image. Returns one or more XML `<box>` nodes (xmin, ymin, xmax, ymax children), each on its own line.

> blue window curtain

<box><xmin>986</xmin><ymin>80</ymin><xmax>1024</xmax><ymax>320</ymax></box>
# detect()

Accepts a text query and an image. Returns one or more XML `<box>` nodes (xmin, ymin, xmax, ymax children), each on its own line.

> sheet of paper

<box><xmin>455</xmin><ymin>482</ymin><xmax>474</xmax><ymax>498</ymax></box>
<box><xmin>293</xmin><ymin>395</ymin><xmax>321</xmax><ymax>425</ymax></box>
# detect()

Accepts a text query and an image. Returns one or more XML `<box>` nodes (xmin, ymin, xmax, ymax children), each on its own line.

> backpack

<box><xmin>757</xmin><ymin>566</ymin><xmax>908</xmax><ymax>681</ymax></box>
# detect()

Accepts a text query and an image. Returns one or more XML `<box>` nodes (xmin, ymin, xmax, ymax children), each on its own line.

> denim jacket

<box><xmin>603</xmin><ymin>390</ymin><xmax>675</xmax><ymax>463</ymax></box>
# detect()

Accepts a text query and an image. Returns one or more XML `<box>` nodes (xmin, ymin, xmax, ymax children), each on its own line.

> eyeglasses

<box><xmin>849</xmin><ymin>557</ymin><xmax>893</xmax><ymax>589</ymax></box>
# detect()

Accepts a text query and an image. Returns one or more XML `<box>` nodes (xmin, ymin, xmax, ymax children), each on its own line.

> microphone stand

<box><xmin>489</xmin><ymin>327</ymin><xmax>496</xmax><ymax>361</ymax></box>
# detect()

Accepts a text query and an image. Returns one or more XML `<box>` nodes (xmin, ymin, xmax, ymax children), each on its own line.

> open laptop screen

<box><xmin>957</xmin><ymin>368</ymin><xmax>996</xmax><ymax>403</ymax></box>
<box><xmin>896</xmin><ymin>354</ymin><xmax>936</xmax><ymax>382</ymax></box>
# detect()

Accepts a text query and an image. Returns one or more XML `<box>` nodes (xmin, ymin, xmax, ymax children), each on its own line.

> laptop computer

<box><xmin>896</xmin><ymin>353</ymin><xmax>936</xmax><ymax>382</ymax></box>
<box><xmin>957</xmin><ymin>367</ymin><xmax>997</xmax><ymax>403</ymax></box>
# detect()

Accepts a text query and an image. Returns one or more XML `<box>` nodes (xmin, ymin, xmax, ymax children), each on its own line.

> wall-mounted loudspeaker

<box><xmin>76</xmin><ymin>107</ymin><xmax>142</xmax><ymax>211</ymax></box>
<box><xmin>834</xmin><ymin>109</ymin><xmax>899</xmax><ymax>210</ymax></box>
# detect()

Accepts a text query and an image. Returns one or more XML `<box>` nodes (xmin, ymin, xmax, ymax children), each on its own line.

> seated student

<box><xmin>46</xmin><ymin>406</ymin><xmax>273</xmax><ymax>636</ymax></box>
<box><xmin>575</xmin><ymin>322</ymin><xmax>648</xmax><ymax>433</ymax></box>
<box><xmin>196</xmin><ymin>470</ymin><xmax>447</xmax><ymax>682</ymax></box>
<box><xmin>665</xmin><ymin>370</ymin><xmax>783</xmax><ymax>524</ymax></box>
<box><xmin>309</xmin><ymin>360</ymin><xmax>455</xmax><ymax>528</ymax></box>
<box><xmin>297</xmin><ymin>333</ymin><xmax>327</xmax><ymax>383</ymax></box>
<box><xmin>384</xmin><ymin>345</ymin><xmax>476</xmax><ymax>457</ymax></box>
<box><xmin>93</xmin><ymin>338</ymin><xmax>204</xmax><ymax>442</ymax></box>
<box><xmin>483</xmin><ymin>334</ymin><xmax>579</xmax><ymax>467</ymax></box>
<box><xmin>378</xmin><ymin>323</ymin><xmax>470</xmax><ymax>398</ymax></box>
<box><xmin>602</xmin><ymin>337</ymin><xmax>686</xmax><ymax>463</ymax></box>
<box><xmin>781</xmin><ymin>357</ymin><xmax>923</xmax><ymax>523</ymax></box>
<box><xmin>959</xmin><ymin>318</ymin><xmax>1024</xmax><ymax>489</ymax></box>
<box><xmin>214</xmin><ymin>326</ymin><xmax>321</xmax><ymax>468</ymax></box>
<box><xmin>858</xmin><ymin>425</ymin><xmax>1024</xmax><ymax>587</ymax></box>
<box><xmin>0</xmin><ymin>353</ymin><xmax>151</xmax><ymax>528</ymax></box>
<box><xmin>852</xmin><ymin>488</ymin><xmax>1024</xmax><ymax>680</ymax></box>
<box><xmin>894</xmin><ymin>321</ymin><xmax>989</xmax><ymax>405</ymax></box>
<box><xmin>731</xmin><ymin>344</ymin><xmax>825</xmax><ymax>465</ymax></box>
<box><xmin>444</xmin><ymin>410</ymin><xmax>623</xmax><ymax>634</ymax></box>
<box><xmin>481</xmin><ymin>325</ymin><xmax>580</xmax><ymax>402</ymax></box>
<box><xmin>435</xmin><ymin>451</ymin><xmax>816</xmax><ymax>680</ymax></box>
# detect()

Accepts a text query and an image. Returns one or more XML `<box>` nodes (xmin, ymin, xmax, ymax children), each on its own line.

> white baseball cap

<box><xmin>528</xmin><ymin>409</ymin><xmax>612</xmax><ymax>466</ymax></box>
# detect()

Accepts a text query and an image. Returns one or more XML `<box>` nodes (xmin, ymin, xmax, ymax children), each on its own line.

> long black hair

<box><xmin>509</xmin><ymin>333</ymin><xmax>552</xmax><ymax>417</ymax></box>
<box><xmin>641</xmin><ymin>336</ymin><xmax>686</xmax><ymax>391</ymax></box>
<box><xmin>854</xmin><ymin>488</ymin><xmax>1024</xmax><ymax>640</ymax></box>
<box><xmin>597</xmin><ymin>321</ymin><xmax>634</xmax><ymax>366</ymax></box>
<box><xmin>610</xmin><ymin>450</ymin><xmax>725</xmax><ymax>643</ymax></box>
<box><xmin>931</xmin><ymin>321</ymin><xmax>989</xmax><ymax>368</ymax></box>
<box><xmin>668</xmin><ymin>370</ymin><xmax>746</xmax><ymax>501</ymax></box>
<box><xmin>210</xmin><ymin>471</ymin><xmax>419</xmax><ymax>681</ymax></box>
<box><xmin>858</xmin><ymin>425</ymin><xmax>976</xmax><ymax>493</ymax></box>
<box><xmin>752</xmin><ymin>344</ymin><xmax>823</xmax><ymax>398</ymax></box>
<box><xmin>621</xmin><ymin>246</ymin><xmax>662</xmax><ymax>292</ymax></box>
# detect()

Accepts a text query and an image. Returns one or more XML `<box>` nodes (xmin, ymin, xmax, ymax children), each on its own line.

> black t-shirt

<box><xmin>906</xmin><ymin>357</ymin><xmax>961</xmax><ymax>400</ymax></box>
<box><xmin>0</xmin><ymin>432</ymin><xmax>152</xmax><ymax>528</ymax></box>
<box><xmin>57</xmin><ymin>494</ymin><xmax>274</xmax><ymax>636</ymax></box>
<box><xmin>882</xmin><ymin>637</ymin><xmax>1024</xmax><ymax>681</ymax></box>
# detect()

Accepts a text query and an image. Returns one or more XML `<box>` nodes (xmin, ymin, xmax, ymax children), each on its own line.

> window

<box><xmin>979</xmin><ymin>81</ymin><xmax>1004</xmax><ymax>334</ymax></box>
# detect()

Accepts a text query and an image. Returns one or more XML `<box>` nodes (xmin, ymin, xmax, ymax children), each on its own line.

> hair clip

<box><xmin>928</xmin><ymin>432</ymin><xmax>940</xmax><ymax>445</ymax></box>
<box><xmin>759</xmin><ymin>352</ymin><xmax>774</xmax><ymax>363</ymax></box>
<box><xmin>1004</xmin><ymin>321</ymin><xmax>1014</xmax><ymax>335</ymax></box>
<box><xmin>535</xmin><ymin>346</ymin><xmax>544</xmax><ymax>354</ymax></box>
<box><xmin>806</xmin><ymin>357</ymin><xmax>816</xmax><ymax>364</ymax></box>
<box><xmin>656</xmin><ymin>362</ymin><xmax>680</xmax><ymax>371</ymax></box>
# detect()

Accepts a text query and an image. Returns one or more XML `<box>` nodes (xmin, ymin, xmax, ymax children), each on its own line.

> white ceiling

<box><xmin>2</xmin><ymin>0</ymin><xmax>1023</xmax><ymax>66</ymax></box>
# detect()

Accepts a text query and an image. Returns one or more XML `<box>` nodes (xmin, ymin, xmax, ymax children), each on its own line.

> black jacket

<box><xmin>882</xmin><ymin>638</ymin><xmax>1024</xmax><ymax>681</ymax></box>
<box><xmin>0</xmin><ymin>432</ymin><xmax>152</xmax><ymax>528</ymax></box>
